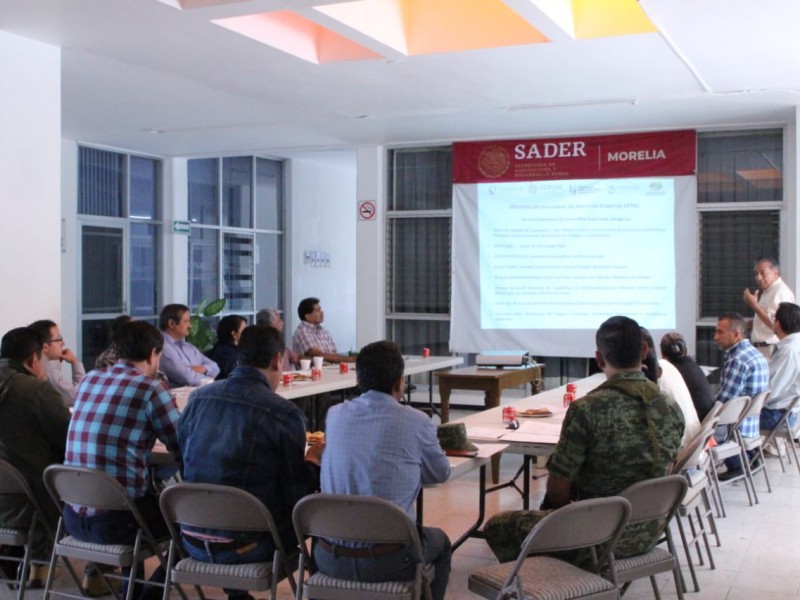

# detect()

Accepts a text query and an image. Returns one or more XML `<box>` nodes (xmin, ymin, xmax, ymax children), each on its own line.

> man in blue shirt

<box><xmin>317</xmin><ymin>340</ymin><xmax>451</xmax><ymax>600</ymax></box>
<box><xmin>158</xmin><ymin>304</ymin><xmax>219</xmax><ymax>387</ymax></box>
<box><xmin>713</xmin><ymin>313</ymin><xmax>769</xmax><ymax>479</ymax></box>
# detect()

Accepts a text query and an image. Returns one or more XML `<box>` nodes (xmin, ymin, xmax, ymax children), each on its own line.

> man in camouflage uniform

<box><xmin>484</xmin><ymin>316</ymin><xmax>685</xmax><ymax>563</ymax></box>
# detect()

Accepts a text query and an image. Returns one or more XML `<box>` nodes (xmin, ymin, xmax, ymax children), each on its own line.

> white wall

<box><xmin>0</xmin><ymin>31</ymin><xmax>61</xmax><ymax>335</ymax></box>
<box><xmin>287</xmin><ymin>153</ymin><xmax>358</xmax><ymax>354</ymax></box>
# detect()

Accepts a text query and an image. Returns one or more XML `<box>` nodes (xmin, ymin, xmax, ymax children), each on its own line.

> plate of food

<box><xmin>518</xmin><ymin>407</ymin><xmax>554</xmax><ymax>418</ymax></box>
<box><xmin>292</xmin><ymin>372</ymin><xmax>312</xmax><ymax>381</ymax></box>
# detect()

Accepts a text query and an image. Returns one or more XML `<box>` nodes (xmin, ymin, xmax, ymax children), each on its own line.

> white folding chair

<box><xmin>707</xmin><ymin>396</ymin><xmax>753</xmax><ymax>515</ymax></box>
<box><xmin>761</xmin><ymin>395</ymin><xmax>800</xmax><ymax>475</ymax></box>
<box><xmin>735</xmin><ymin>391</ymin><xmax>772</xmax><ymax>499</ymax></box>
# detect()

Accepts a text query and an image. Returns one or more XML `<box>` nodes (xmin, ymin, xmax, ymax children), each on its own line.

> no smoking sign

<box><xmin>358</xmin><ymin>200</ymin><xmax>377</xmax><ymax>221</ymax></box>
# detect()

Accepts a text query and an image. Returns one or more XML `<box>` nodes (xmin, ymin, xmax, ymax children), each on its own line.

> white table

<box><xmin>171</xmin><ymin>355</ymin><xmax>464</xmax><ymax>415</ymax></box>
<box><xmin>455</xmin><ymin>373</ymin><xmax>606</xmax><ymax>508</ymax></box>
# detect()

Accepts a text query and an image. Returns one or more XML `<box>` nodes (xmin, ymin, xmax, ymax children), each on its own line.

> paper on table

<box><xmin>502</xmin><ymin>431</ymin><xmax>561</xmax><ymax>443</ymax></box>
<box><xmin>518</xmin><ymin>421</ymin><xmax>563</xmax><ymax>435</ymax></box>
<box><xmin>467</xmin><ymin>426</ymin><xmax>507</xmax><ymax>440</ymax></box>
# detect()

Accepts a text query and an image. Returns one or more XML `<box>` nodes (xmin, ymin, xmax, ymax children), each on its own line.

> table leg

<box><xmin>452</xmin><ymin>464</ymin><xmax>487</xmax><ymax>552</ymax></box>
<box><xmin>439</xmin><ymin>385</ymin><xmax>452</xmax><ymax>424</ymax></box>
<box><xmin>485</xmin><ymin>388</ymin><xmax>501</xmax><ymax>484</ymax></box>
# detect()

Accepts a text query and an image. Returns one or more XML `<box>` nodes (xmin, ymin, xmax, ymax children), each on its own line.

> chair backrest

<box><xmin>762</xmin><ymin>395</ymin><xmax>800</xmax><ymax>444</ymax></box>
<box><xmin>43</xmin><ymin>465</ymin><xmax>136</xmax><ymax>513</ymax></box>
<box><xmin>715</xmin><ymin>396</ymin><xmax>750</xmax><ymax>429</ymax></box>
<box><xmin>519</xmin><ymin>496</ymin><xmax>630</xmax><ymax>557</ymax></box>
<box><xmin>292</xmin><ymin>493</ymin><xmax>423</xmax><ymax>556</ymax></box>
<box><xmin>618</xmin><ymin>475</ymin><xmax>688</xmax><ymax>525</ymax></box>
<box><xmin>159</xmin><ymin>482</ymin><xmax>287</xmax><ymax>554</ymax></box>
<box><xmin>670</xmin><ymin>423</ymin><xmax>716</xmax><ymax>474</ymax></box>
<box><xmin>700</xmin><ymin>401</ymin><xmax>724</xmax><ymax>428</ymax></box>
<box><xmin>743</xmin><ymin>390</ymin><xmax>770</xmax><ymax>419</ymax></box>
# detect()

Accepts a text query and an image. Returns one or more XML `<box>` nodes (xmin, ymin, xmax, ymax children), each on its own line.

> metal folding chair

<box><xmin>468</xmin><ymin>497</ymin><xmax>631</xmax><ymax>600</ymax></box>
<box><xmin>159</xmin><ymin>482</ymin><xmax>296</xmax><ymax>600</ymax></box>
<box><xmin>760</xmin><ymin>395</ymin><xmax>800</xmax><ymax>475</ymax></box>
<box><xmin>293</xmin><ymin>494</ymin><xmax>434</xmax><ymax>600</ymax></box>
<box><xmin>707</xmin><ymin>396</ymin><xmax>753</xmax><ymax>515</ymax></box>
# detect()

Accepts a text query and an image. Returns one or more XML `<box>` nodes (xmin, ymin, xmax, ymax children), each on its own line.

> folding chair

<box><xmin>707</xmin><ymin>396</ymin><xmax>753</xmax><ymax>515</ymax></box>
<box><xmin>735</xmin><ymin>391</ymin><xmax>772</xmax><ymax>498</ymax></box>
<box><xmin>41</xmin><ymin>465</ymin><xmax>182</xmax><ymax>600</ymax></box>
<box><xmin>468</xmin><ymin>497</ymin><xmax>631</xmax><ymax>600</ymax></box>
<box><xmin>159</xmin><ymin>482</ymin><xmax>296</xmax><ymax>600</ymax></box>
<box><xmin>614</xmin><ymin>475</ymin><xmax>688</xmax><ymax>600</ymax></box>
<box><xmin>293</xmin><ymin>494</ymin><xmax>434</xmax><ymax>600</ymax></box>
<box><xmin>699</xmin><ymin>401</ymin><xmax>724</xmax><ymax>429</ymax></box>
<box><xmin>0</xmin><ymin>460</ymin><xmax>82</xmax><ymax>600</ymax></box>
<box><xmin>761</xmin><ymin>395</ymin><xmax>800</xmax><ymax>475</ymax></box>
<box><xmin>669</xmin><ymin>422</ymin><xmax>720</xmax><ymax>593</ymax></box>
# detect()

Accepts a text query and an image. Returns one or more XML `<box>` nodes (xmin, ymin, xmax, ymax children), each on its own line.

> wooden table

<box><xmin>436</xmin><ymin>364</ymin><xmax>543</xmax><ymax>482</ymax></box>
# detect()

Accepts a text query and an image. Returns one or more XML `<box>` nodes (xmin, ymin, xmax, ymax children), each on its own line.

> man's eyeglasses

<box><xmin>47</xmin><ymin>337</ymin><xmax>64</xmax><ymax>343</ymax></box>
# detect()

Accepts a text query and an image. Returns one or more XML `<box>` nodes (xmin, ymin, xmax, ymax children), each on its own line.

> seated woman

<box><xmin>205</xmin><ymin>315</ymin><xmax>247</xmax><ymax>380</ymax></box>
<box><xmin>660</xmin><ymin>332</ymin><xmax>715</xmax><ymax>421</ymax></box>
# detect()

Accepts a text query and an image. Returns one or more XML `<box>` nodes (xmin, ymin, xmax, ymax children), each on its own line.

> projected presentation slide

<box><xmin>477</xmin><ymin>178</ymin><xmax>676</xmax><ymax>329</ymax></box>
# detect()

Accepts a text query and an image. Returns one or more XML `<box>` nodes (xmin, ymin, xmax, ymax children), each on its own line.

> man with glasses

<box><xmin>29</xmin><ymin>319</ymin><xmax>86</xmax><ymax>407</ymax></box>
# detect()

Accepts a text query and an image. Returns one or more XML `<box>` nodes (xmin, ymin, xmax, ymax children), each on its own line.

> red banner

<box><xmin>452</xmin><ymin>130</ymin><xmax>696</xmax><ymax>183</ymax></box>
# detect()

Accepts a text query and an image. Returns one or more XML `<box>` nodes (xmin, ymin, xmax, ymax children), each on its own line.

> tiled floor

<box><xmin>6</xmin><ymin>390</ymin><xmax>800</xmax><ymax>600</ymax></box>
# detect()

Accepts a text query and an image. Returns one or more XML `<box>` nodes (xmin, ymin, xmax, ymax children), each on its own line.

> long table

<box><xmin>455</xmin><ymin>372</ymin><xmax>606</xmax><ymax>509</ymax></box>
<box><xmin>171</xmin><ymin>354</ymin><xmax>463</xmax><ymax>412</ymax></box>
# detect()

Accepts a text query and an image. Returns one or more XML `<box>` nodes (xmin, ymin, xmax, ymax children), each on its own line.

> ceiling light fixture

<box><xmin>506</xmin><ymin>97</ymin><xmax>638</xmax><ymax>111</ymax></box>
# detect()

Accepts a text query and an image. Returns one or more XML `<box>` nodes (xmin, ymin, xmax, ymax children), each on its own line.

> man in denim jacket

<box><xmin>179</xmin><ymin>325</ymin><xmax>323</xmax><ymax>600</ymax></box>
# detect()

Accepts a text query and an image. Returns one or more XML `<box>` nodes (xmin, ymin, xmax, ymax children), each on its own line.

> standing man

<box><xmin>29</xmin><ymin>319</ymin><xmax>86</xmax><ymax>406</ymax></box>
<box><xmin>484</xmin><ymin>316</ymin><xmax>684</xmax><ymax>564</ymax></box>
<box><xmin>318</xmin><ymin>341</ymin><xmax>451</xmax><ymax>600</ymax></box>
<box><xmin>291</xmin><ymin>297</ymin><xmax>355</xmax><ymax>364</ymax></box>
<box><xmin>743</xmin><ymin>257</ymin><xmax>795</xmax><ymax>359</ymax></box>
<box><xmin>65</xmin><ymin>321</ymin><xmax>181</xmax><ymax>600</ymax></box>
<box><xmin>713</xmin><ymin>313</ymin><xmax>769</xmax><ymax>480</ymax></box>
<box><xmin>179</xmin><ymin>325</ymin><xmax>322</xmax><ymax>600</ymax></box>
<box><xmin>761</xmin><ymin>302</ymin><xmax>800</xmax><ymax>431</ymax></box>
<box><xmin>0</xmin><ymin>327</ymin><xmax>71</xmax><ymax>583</ymax></box>
<box><xmin>158</xmin><ymin>304</ymin><xmax>219</xmax><ymax>387</ymax></box>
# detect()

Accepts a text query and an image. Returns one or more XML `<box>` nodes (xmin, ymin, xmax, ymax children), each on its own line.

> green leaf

<box><xmin>196</xmin><ymin>298</ymin><xmax>208</xmax><ymax>315</ymax></box>
<box><xmin>203</xmin><ymin>298</ymin><xmax>226</xmax><ymax>317</ymax></box>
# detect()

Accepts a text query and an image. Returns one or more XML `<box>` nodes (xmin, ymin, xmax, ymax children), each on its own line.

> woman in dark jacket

<box><xmin>660</xmin><ymin>332</ymin><xmax>715</xmax><ymax>421</ymax></box>
<box><xmin>205</xmin><ymin>315</ymin><xmax>247</xmax><ymax>380</ymax></box>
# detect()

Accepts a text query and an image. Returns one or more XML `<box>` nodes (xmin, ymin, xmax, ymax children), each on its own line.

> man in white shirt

<box><xmin>762</xmin><ymin>302</ymin><xmax>800</xmax><ymax>430</ymax></box>
<box><xmin>743</xmin><ymin>257</ymin><xmax>795</xmax><ymax>359</ymax></box>
<box><xmin>29</xmin><ymin>319</ymin><xmax>85</xmax><ymax>407</ymax></box>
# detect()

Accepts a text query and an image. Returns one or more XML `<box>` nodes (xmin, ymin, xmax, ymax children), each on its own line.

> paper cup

<box><xmin>312</xmin><ymin>356</ymin><xmax>323</xmax><ymax>369</ymax></box>
<box><xmin>300</xmin><ymin>359</ymin><xmax>311</xmax><ymax>371</ymax></box>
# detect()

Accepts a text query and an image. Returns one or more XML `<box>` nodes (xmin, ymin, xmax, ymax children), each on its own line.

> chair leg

<box><xmin>752</xmin><ymin>446</ymin><xmax>772</xmax><ymax>493</ymax></box>
<box><xmin>649</xmin><ymin>575</ymin><xmax>662</xmax><ymax>600</ymax></box>
<box><xmin>708</xmin><ymin>460</ymin><xmax>727</xmax><ymax>518</ymax></box>
<box><xmin>675</xmin><ymin>513</ymin><xmax>700</xmax><ymax>592</ymax></box>
<box><xmin>740</xmin><ymin>449</ymin><xmax>759</xmax><ymax>506</ymax></box>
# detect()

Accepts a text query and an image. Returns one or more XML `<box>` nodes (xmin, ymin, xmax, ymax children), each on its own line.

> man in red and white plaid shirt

<box><xmin>65</xmin><ymin>321</ymin><xmax>180</xmax><ymax>600</ymax></box>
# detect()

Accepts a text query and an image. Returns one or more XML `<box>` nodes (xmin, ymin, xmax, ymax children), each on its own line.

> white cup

<box><xmin>313</xmin><ymin>356</ymin><xmax>324</xmax><ymax>369</ymax></box>
<box><xmin>300</xmin><ymin>358</ymin><xmax>311</xmax><ymax>371</ymax></box>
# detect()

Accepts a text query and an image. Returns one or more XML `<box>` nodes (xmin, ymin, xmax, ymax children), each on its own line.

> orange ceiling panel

<box><xmin>213</xmin><ymin>11</ymin><xmax>382</xmax><ymax>64</ymax></box>
<box><xmin>571</xmin><ymin>0</ymin><xmax>657</xmax><ymax>39</ymax></box>
<box><xmin>315</xmin><ymin>0</ymin><xmax>548</xmax><ymax>56</ymax></box>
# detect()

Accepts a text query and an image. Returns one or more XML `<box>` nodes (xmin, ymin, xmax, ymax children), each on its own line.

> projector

<box><xmin>475</xmin><ymin>350</ymin><xmax>530</xmax><ymax>368</ymax></box>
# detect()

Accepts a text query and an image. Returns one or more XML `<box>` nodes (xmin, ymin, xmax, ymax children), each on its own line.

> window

<box><xmin>386</xmin><ymin>148</ymin><xmax>453</xmax><ymax>356</ymax></box>
<box><xmin>695</xmin><ymin>130</ymin><xmax>783</xmax><ymax>365</ymax></box>
<box><xmin>78</xmin><ymin>146</ymin><xmax>162</xmax><ymax>367</ymax></box>
<box><xmin>187</xmin><ymin>156</ymin><xmax>284</xmax><ymax>321</ymax></box>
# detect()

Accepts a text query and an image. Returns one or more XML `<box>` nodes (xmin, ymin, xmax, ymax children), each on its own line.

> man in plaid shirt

<box><xmin>713</xmin><ymin>313</ymin><xmax>769</xmax><ymax>480</ymax></box>
<box><xmin>65</xmin><ymin>321</ymin><xmax>181</xmax><ymax>600</ymax></box>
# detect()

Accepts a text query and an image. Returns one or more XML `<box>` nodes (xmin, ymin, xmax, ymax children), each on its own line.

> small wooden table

<box><xmin>436</xmin><ymin>365</ymin><xmax>543</xmax><ymax>482</ymax></box>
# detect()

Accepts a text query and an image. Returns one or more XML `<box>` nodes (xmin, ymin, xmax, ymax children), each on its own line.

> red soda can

<box><xmin>311</xmin><ymin>368</ymin><xmax>322</xmax><ymax>381</ymax></box>
<box><xmin>282</xmin><ymin>373</ymin><xmax>292</xmax><ymax>387</ymax></box>
<box><xmin>502</xmin><ymin>406</ymin><xmax>517</xmax><ymax>424</ymax></box>
<box><xmin>422</xmin><ymin>347</ymin><xmax>431</xmax><ymax>358</ymax></box>
<box><xmin>339</xmin><ymin>362</ymin><xmax>349</xmax><ymax>374</ymax></box>
<box><xmin>563</xmin><ymin>392</ymin><xmax>575</xmax><ymax>408</ymax></box>
<box><xmin>566</xmin><ymin>383</ymin><xmax>577</xmax><ymax>394</ymax></box>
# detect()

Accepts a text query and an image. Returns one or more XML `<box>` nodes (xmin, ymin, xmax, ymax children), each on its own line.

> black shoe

<box><xmin>719</xmin><ymin>468</ymin><xmax>744</xmax><ymax>481</ymax></box>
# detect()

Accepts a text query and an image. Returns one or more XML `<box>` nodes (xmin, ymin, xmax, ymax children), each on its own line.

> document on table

<box><xmin>467</xmin><ymin>426</ymin><xmax>508</xmax><ymax>440</ymax></box>
<box><xmin>501</xmin><ymin>421</ymin><xmax>562</xmax><ymax>443</ymax></box>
